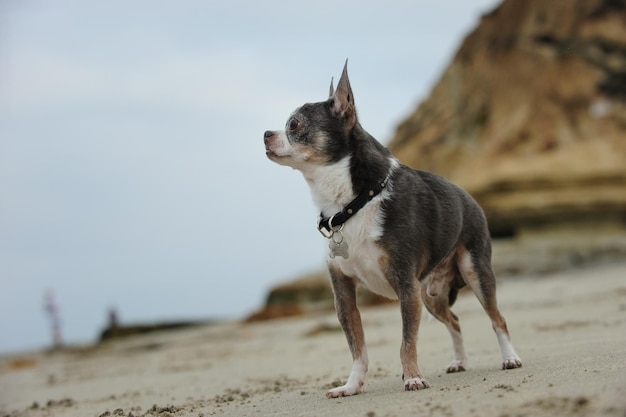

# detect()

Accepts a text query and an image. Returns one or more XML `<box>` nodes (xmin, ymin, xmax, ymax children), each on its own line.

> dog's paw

<box><xmin>502</xmin><ymin>355</ymin><xmax>522</xmax><ymax>370</ymax></box>
<box><xmin>446</xmin><ymin>359</ymin><xmax>468</xmax><ymax>373</ymax></box>
<box><xmin>326</xmin><ymin>382</ymin><xmax>362</xmax><ymax>398</ymax></box>
<box><xmin>404</xmin><ymin>377</ymin><xmax>430</xmax><ymax>391</ymax></box>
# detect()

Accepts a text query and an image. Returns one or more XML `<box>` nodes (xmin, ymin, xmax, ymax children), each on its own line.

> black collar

<box><xmin>317</xmin><ymin>170</ymin><xmax>393</xmax><ymax>238</ymax></box>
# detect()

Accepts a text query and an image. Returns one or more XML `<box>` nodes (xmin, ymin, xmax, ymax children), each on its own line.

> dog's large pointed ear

<box><xmin>328</xmin><ymin>77</ymin><xmax>334</xmax><ymax>98</ymax></box>
<box><xmin>330</xmin><ymin>59</ymin><xmax>356</xmax><ymax>128</ymax></box>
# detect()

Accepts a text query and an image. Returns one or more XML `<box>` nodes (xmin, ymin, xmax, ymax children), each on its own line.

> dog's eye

<box><xmin>288</xmin><ymin>118</ymin><xmax>299</xmax><ymax>131</ymax></box>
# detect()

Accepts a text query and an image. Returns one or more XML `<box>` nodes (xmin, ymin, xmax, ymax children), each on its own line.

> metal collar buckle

<box><xmin>318</xmin><ymin>215</ymin><xmax>342</xmax><ymax>239</ymax></box>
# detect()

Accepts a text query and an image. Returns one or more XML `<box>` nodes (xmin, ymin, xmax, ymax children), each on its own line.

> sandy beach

<box><xmin>2</xmin><ymin>262</ymin><xmax>626</xmax><ymax>417</ymax></box>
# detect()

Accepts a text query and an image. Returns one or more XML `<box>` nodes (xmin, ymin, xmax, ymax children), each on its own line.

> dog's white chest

<box><xmin>327</xmin><ymin>201</ymin><xmax>398</xmax><ymax>301</ymax></box>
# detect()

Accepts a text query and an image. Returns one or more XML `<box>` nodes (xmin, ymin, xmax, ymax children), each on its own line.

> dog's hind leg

<box><xmin>422</xmin><ymin>257</ymin><xmax>469</xmax><ymax>373</ymax></box>
<box><xmin>457</xmin><ymin>247</ymin><xmax>522</xmax><ymax>370</ymax></box>
<box><xmin>422</xmin><ymin>279</ymin><xmax>469</xmax><ymax>373</ymax></box>
<box><xmin>326</xmin><ymin>264</ymin><xmax>368</xmax><ymax>398</ymax></box>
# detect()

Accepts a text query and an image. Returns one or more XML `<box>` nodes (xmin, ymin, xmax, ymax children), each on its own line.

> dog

<box><xmin>263</xmin><ymin>61</ymin><xmax>522</xmax><ymax>398</ymax></box>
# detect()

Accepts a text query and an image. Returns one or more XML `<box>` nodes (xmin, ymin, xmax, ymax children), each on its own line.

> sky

<box><xmin>0</xmin><ymin>0</ymin><xmax>500</xmax><ymax>354</ymax></box>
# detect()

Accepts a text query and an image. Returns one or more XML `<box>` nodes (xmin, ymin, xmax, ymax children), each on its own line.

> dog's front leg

<box><xmin>399</xmin><ymin>283</ymin><xmax>430</xmax><ymax>391</ymax></box>
<box><xmin>326</xmin><ymin>264</ymin><xmax>368</xmax><ymax>398</ymax></box>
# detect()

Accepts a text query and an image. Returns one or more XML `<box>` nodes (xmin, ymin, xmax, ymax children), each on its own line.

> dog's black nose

<box><xmin>264</xmin><ymin>130</ymin><xmax>274</xmax><ymax>139</ymax></box>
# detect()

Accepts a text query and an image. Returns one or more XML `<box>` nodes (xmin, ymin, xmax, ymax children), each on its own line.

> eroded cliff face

<box><xmin>388</xmin><ymin>0</ymin><xmax>626</xmax><ymax>236</ymax></box>
<box><xmin>251</xmin><ymin>1</ymin><xmax>626</xmax><ymax>320</ymax></box>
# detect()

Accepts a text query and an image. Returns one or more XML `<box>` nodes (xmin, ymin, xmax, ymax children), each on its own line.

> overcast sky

<box><xmin>0</xmin><ymin>0</ymin><xmax>499</xmax><ymax>354</ymax></box>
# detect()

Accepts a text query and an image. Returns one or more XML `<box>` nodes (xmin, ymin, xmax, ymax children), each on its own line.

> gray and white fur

<box><xmin>264</xmin><ymin>61</ymin><xmax>522</xmax><ymax>398</ymax></box>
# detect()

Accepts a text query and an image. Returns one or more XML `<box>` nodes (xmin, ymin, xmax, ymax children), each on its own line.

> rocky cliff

<box><xmin>248</xmin><ymin>0</ymin><xmax>626</xmax><ymax>321</ymax></box>
<box><xmin>388</xmin><ymin>0</ymin><xmax>626</xmax><ymax>236</ymax></box>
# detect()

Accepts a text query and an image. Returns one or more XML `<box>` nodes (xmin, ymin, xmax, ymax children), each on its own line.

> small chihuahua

<box><xmin>264</xmin><ymin>61</ymin><xmax>522</xmax><ymax>398</ymax></box>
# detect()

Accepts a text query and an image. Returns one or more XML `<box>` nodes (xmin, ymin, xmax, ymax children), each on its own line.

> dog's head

<box><xmin>264</xmin><ymin>61</ymin><xmax>358</xmax><ymax>171</ymax></box>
